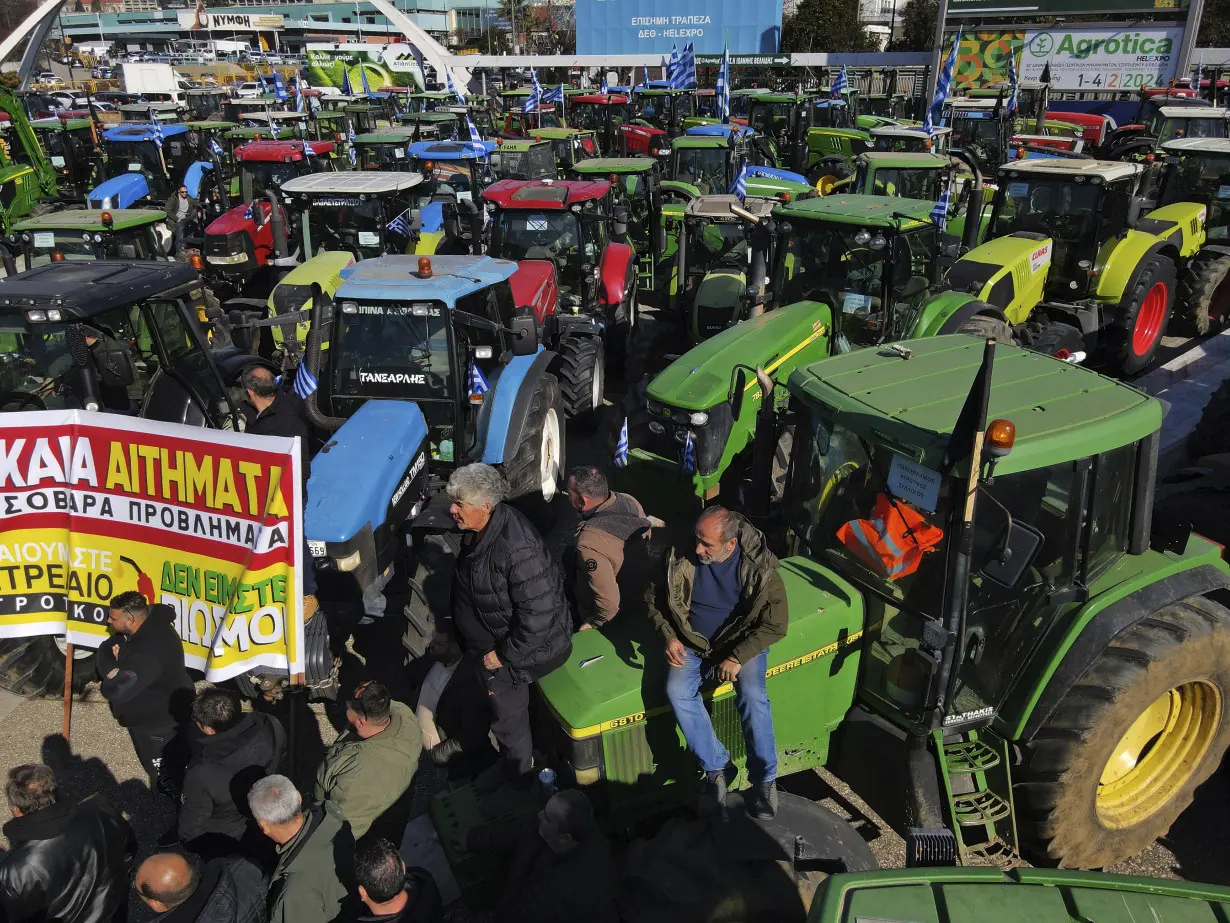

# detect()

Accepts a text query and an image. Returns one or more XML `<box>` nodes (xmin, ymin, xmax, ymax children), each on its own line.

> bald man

<box><xmin>136</xmin><ymin>851</ymin><xmax>267</xmax><ymax>923</ymax></box>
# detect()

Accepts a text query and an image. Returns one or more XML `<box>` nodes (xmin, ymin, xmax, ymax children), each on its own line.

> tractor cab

<box><xmin>570</xmin><ymin>157</ymin><xmax>666</xmax><ymax>289</ymax></box>
<box><xmin>669</xmin><ymin>128</ymin><xmax>765</xmax><ymax>197</ymax></box>
<box><xmin>987</xmin><ymin>159</ymin><xmax>1144</xmax><ymax>300</ymax></box>
<box><xmin>728</xmin><ymin>87</ymin><xmax>763</xmax><ymax>122</ymax></box>
<box><xmin>240</xmin><ymin>111</ymin><xmax>312</xmax><ymax>140</ymax></box>
<box><xmin>91</xmin><ymin>122</ymin><xmax>207</xmax><ymax>208</ymax></box>
<box><xmin>864</xmin><ymin>91</ymin><xmax>911</xmax><ymax>119</ymax></box>
<box><xmin>629</xmin><ymin>89</ymin><xmax>695</xmax><ymax>137</ymax></box>
<box><xmin>745</xmin><ymin>92</ymin><xmax>803</xmax><ymax>157</ymax></box>
<box><xmin>523</xmin><ymin>127</ymin><xmax>599</xmax><ymax>175</ymax></box>
<box><xmin>500</xmin><ymin>107</ymin><xmax>564</xmax><ymax>138</ymax></box>
<box><xmin>353</xmin><ymin>127</ymin><xmax>420</xmax><ymax>170</ymax></box>
<box><xmin>790</xmin><ymin>98</ymin><xmax>874</xmax><ymax>186</ymax></box>
<box><xmin>5</xmin><ymin>208</ymin><xmax>170</xmax><ymax>272</ymax></box>
<box><xmin>776</xmin><ymin>195</ymin><xmax>944</xmax><ymax>346</ymax></box>
<box><xmin>1157</xmin><ymin>137</ymin><xmax>1230</xmax><ymax>238</ymax></box>
<box><xmin>871</xmin><ymin>125</ymin><xmax>952</xmax><ymax>156</ymax></box>
<box><xmin>0</xmin><ymin>259</ymin><xmax>253</xmax><ymax>425</ymax></box>
<box><xmin>184</xmin><ymin>87</ymin><xmax>230</xmax><ymax>122</ymax></box>
<box><xmin>1146</xmin><ymin>106</ymin><xmax>1230</xmax><ymax>146</ymax></box>
<box><xmin>120</xmin><ymin>102</ymin><xmax>182</xmax><ymax>124</ymax></box>
<box><xmin>493</xmin><ymin>139</ymin><xmax>557</xmax><ymax>181</ymax></box>
<box><xmin>944</xmin><ymin>98</ymin><xmax>1013</xmax><ymax>172</ymax></box>
<box><xmin>404</xmin><ymin>91</ymin><xmax>454</xmax><ymax>114</ymax></box>
<box><xmin>568</xmin><ymin>93</ymin><xmax>631</xmax><ymax>155</ymax></box>
<box><xmin>343</xmin><ymin>102</ymin><xmax>383</xmax><ymax>135</ymax></box>
<box><xmin>407</xmin><ymin>140</ymin><xmax>499</xmax><ymax>254</ymax></box>
<box><xmin>395</xmin><ymin>110</ymin><xmax>465</xmax><ymax>142</ymax></box>
<box><xmin>30</xmin><ymin>116</ymin><xmax>99</xmax><ymax>202</ymax></box>
<box><xmin>842</xmin><ymin>151</ymin><xmax>954</xmax><ymax>202</ymax></box>
<box><xmin>281</xmin><ymin>172</ymin><xmax>425</xmax><ymax>261</ymax></box>
<box><xmin>234</xmin><ymin>139</ymin><xmax>337</xmax><ymax>204</ymax></box>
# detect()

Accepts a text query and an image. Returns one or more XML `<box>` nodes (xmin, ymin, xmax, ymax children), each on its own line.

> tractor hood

<box><xmin>648</xmin><ymin>300</ymin><xmax>832</xmax><ymax>411</ymax></box>
<box><xmin>538</xmin><ymin>555</ymin><xmax>866</xmax><ymax>738</ymax></box>
<box><xmin>305</xmin><ymin>400</ymin><xmax>429</xmax><ymax>542</ymax></box>
<box><xmin>88</xmin><ymin>173</ymin><xmax>150</xmax><ymax>210</ymax></box>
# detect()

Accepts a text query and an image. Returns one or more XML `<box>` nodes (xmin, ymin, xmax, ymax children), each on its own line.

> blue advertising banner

<box><xmin>576</xmin><ymin>0</ymin><xmax>782</xmax><ymax>55</ymax></box>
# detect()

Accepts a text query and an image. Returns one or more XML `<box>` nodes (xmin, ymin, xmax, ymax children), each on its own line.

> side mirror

<box><xmin>612</xmin><ymin>204</ymin><xmax>629</xmax><ymax>238</ymax></box>
<box><xmin>96</xmin><ymin>341</ymin><xmax>136</xmax><ymax>389</ymax></box>
<box><xmin>510</xmin><ymin>315</ymin><xmax>538</xmax><ymax>356</ymax></box>
<box><xmin>730</xmin><ymin>367</ymin><xmax>748</xmax><ymax>420</ymax></box>
<box><xmin>1126</xmin><ymin>195</ymin><xmax>1148</xmax><ymax>228</ymax></box>
<box><xmin>488</xmin><ymin>152</ymin><xmax>502</xmax><ymax>173</ymax></box>
<box><xmin>979</xmin><ymin>520</ymin><xmax>1044</xmax><ymax>588</ymax></box>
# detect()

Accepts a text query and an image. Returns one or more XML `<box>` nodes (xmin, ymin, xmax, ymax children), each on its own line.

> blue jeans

<box><xmin>666</xmin><ymin>647</ymin><xmax>777</xmax><ymax>784</ymax></box>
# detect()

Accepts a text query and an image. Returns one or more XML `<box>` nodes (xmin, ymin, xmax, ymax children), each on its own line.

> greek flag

<box><xmin>614</xmin><ymin>416</ymin><xmax>629</xmax><ymax>468</ymax></box>
<box><xmin>731</xmin><ymin>161</ymin><xmax>748</xmax><ymax>200</ymax></box>
<box><xmin>1006</xmin><ymin>50</ymin><xmax>1019</xmax><ymax>115</ymax></box>
<box><xmin>387</xmin><ymin>208</ymin><xmax>413</xmax><ymax>237</ymax></box>
<box><xmin>682</xmin><ymin>431</ymin><xmax>695</xmax><ymax>475</ymax></box>
<box><xmin>244</xmin><ymin>201</ymin><xmax>256</xmax><ymax>221</ymax></box>
<box><xmin>149</xmin><ymin>110</ymin><xmax>164</xmax><ymax>148</ymax></box>
<box><xmin>468</xmin><ymin>360</ymin><xmax>490</xmax><ymax>398</ymax></box>
<box><xmin>600</xmin><ymin>75</ymin><xmax>609</xmax><ymax>94</ymax></box>
<box><xmin>672</xmin><ymin>41</ymin><xmax>695</xmax><ymax>90</ymax></box>
<box><xmin>348</xmin><ymin>123</ymin><xmax>357</xmax><ymax>167</ymax></box>
<box><xmin>543</xmin><ymin>84</ymin><xmax>564</xmax><ymax>106</ymax></box>
<box><xmin>666</xmin><ymin>45</ymin><xmax>681</xmax><ymax>89</ymax></box>
<box><xmin>273</xmin><ymin>72</ymin><xmax>289</xmax><ymax>101</ymax></box>
<box><xmin>294</xmin><ymin>361</ymin><xmax>318</xmax><ymax>399</ymax></box>
<box><xmin>930</xmin><ymin>184</ymin><xmax>951</xmax><ymax>230</ymax></box>
<box><xmin>1192</xmin><ymin>54</ymin><xmax>1204</xmax><ymax>96</ymax></box>
<box><xmin>525</xmin><ymin>67</ymin><xmax>543</xmax><ymax>113</ymax></box>
<box><xmin>340</xmin><ymin>67</ymin><xmax>354</xmax><ymax>96</ymax></box>
<box><xmin>716</xmin><ymin>42</ymin><xmax>730</xmax><ymax>121</ymax></box>
<box><xmin>447</xmin><ymin>71</ymin><xmax>467</xmax><ymax>105</ymax></box>
<box><xmin>641</xmin><ymin>64</ymin><xmax>650</xmax><ymax>90</ymax></box>
<box><xmin>831</xmin><ymin>64</ymin><xmax>849</xmax><ymax>99</ymax></box>
<box><xmin>924</xmin><ymin>29</ymin><xmax>962</xmax><ymax>134</ymax></box>
<box><xmin>360</xmin><ymin>65</ymin><xmax>373</xmax><ymax>97</ymax></box>
<box><xmin>304</xmin><ymin>141</ymin><xmax>317</xmax><ymax>157</ymax></box>
<box><xmin>296</xmin><ymin>83</ymin><xmax>306</xmax><ymax>113</ymax></box>
<box><xmin>467</xmin><ymin>115</ymin><xmax>483</xmax><ymax>144</ymax></box>
<box><xmin>209</xmin><ymin>136</ymin><xmax>225</xmax><ymax>159</ymax></box>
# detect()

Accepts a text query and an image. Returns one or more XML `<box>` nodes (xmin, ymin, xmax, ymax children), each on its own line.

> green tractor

<box><xmin>627</xmin><ymin>88</ymin><xmax>697</xmax><ymax>139</ymax></box>
<box><xmin>440</xmin><ymin>334</ymin><xmax>1230</xmax><ymax>893</ymax></box>
<box><xmin>572</xmin><ymin>157</ymin><xmax>671</xmax><ymax>293</ymax></box>
<box><xmin>0</xmin><ymin>87</ymin><xmax>60</xmax><ymax>236</ymax></box>
<box><xmin>788</xmin><ymin>96</ymin><xmax>877</xmax><ymax>189</ymax></box>
<box><xmin>352</xmin><ymin>126</ymin><xmax>421</xmax><ymax>171</ymax></box>
<box><xmin>522</xmin><ymin>126</ymin><xmax>600</xmax><ymax>175</ymax></box>
<box><xmin>3</xmin><ymin>208</ymin><xmax>173</xmax><ymax>272</ymax></box>
<box><xmin>30</xmin><ymin>116</ymin><xmax>100</xmax><ymax>203</ymax></box>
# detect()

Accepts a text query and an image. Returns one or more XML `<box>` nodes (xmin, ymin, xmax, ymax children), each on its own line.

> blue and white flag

<box><xmin>340</xmin><ymin>67</ymin><xmax>354</xmax><ymax>96</ymax></box>
<box><xmin>666</xmin><ymin>44</ymin><xmax>681</xmax><ymax>89</ymax></box>
<box><xmin>304</xmin><ymin>141</ymin><xmax>317</xmax><ymax>157</ymax></box>
<box><xmin>614</xmin><ymin>416</ymin><xmax>629</xmax><ymax>469</ymax></box>
<box><xmin>348</xmin><ymin>122</ymin><xmax>357</xmax><ymax>167</ymax></box>
<box><xmin>387</xmin><ymin>208</ymin><xmax>412</xmax><ymax>237</ymax></box>
<box><xmin>525</xmin><ymin>67</ymin><xmax>543</xmax><ymax>113</ymax></box>
<box><xmin>360</xmin><ymin>64</ymin><xmax>373</xmax><ymax>97</ymax></box>
<box><xmin>1006</xmin><ymin>50</ymin><xmax>1019</xmax><ymax>115</ymax></box>
<box><xmin>244</xmin><ymin>201</ymin><xmax>256</xmax><ymax>221</ymax></box>
<box><xmin>296</xmin><ymin>82</ymin><xmax>306</xmax><ymax>113</ymax></box>
<box><xmin>149</xmin><ymin>109</ymin><xmax>164</xmax><ymax>148</ymax></box>
<box><xmin>930</xmin><ymin>184</ymin><xmax>951</xmax><ymax>230</ymax></box>
<box><xmin>924</xmin><ymin>29</ymin><xmax>962</xmax><ymax>134</ymax></box>
<box><xmin>209</xmin><ymin>136</ymin><xmax>225</xmax><ymax>159</ymax></box>
<box><xmin>673</xmin><ymin>41</ymin><xmax>696</xmax><ymax>90</ymax></box>
<box><xmin>831</xmin><ymin>64</ymin><xmax>849</xmax><ymax>99</ymax></box>
<box><xmin>682</xmin><ymin>431</ymin><xmax>695</xmax><ymax>474</ymax></box>
<box><xmin>273</xmin><ymin>72</ymin><xmax>289</xmax><ymax>101</ymax></box>
<box><xmin>600</xmin><ymin>75</ymin><xmax>609</xmax><ymax>94</ymax></box>
<box><xmin>467</xmin><ymin>114</ymin><xmax>483</xmax><ymax>144</ymax></box>
<box><xmin>447</xmin><ymin>71</ymin><xmax>467</xmax><ymax>105</ymax></box>
<box><xmin>716</xmin><ymin>42</ymin><xmax>730</xmax><ymax>122</ymax></box>
<box><xmin>543</xmin><ymin>84</ymin><xmax>564</xmax><ymax>106</ymax></box>
<box><xmin>468</xmin><ymin>360</ymin><xmax>490</xmax><ymax>398</ymax></box>
<box><xmin>1192</xmin><ymin>53</ymin><xmax>1204</xmax><ymax>95</ymax></box>
<box><xmin>731</xmin><ymin>161</ymin><xmax>748</xmax><ymax>200</ymax></box>
<box><xmin>293</xmin><ymin>360</ymin><xmax>318</xmax><ymax>399</ymax></box>
<box><xmin>641</xmin><ymin>64</ymin><xmax>650</xmax><ymax>91</ymax></box>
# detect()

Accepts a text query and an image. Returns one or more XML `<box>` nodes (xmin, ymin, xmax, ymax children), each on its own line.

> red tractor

<box><xmin>482</xmin><ymin>177</ymin><xmax>637</xmax><ymax>418</ymax></box>
<box><xmin>202</xmin><ymin>139</ymin><xmax>336</xmax><ymax>297</ymax></box>
<box><xmin>567</xmin><ymin>93</ymin><xmax>631</xmax><ymax>155</ymax></box>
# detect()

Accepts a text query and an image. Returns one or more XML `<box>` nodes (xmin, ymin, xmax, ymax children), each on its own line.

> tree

<box><xmin>1199</xmin><ymin>0</ymin><xmax>1230</xmax><ymax>48</ymax></box>
<box><xmin>0</xmin><ymin>0</ymin><xmax>38</xmax><ymax>36</ymax></box>
<box><xmin>887</xmin><ymin>0</ymin><xmax>937</xmax><ymax>52</ymax></box>
<box><xmin>782</xmin><ymin>0</ymin><xmax>878</xmax><ymax>53</ymax></box>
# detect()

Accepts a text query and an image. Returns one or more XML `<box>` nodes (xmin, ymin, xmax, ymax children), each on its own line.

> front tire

<box><xmin>556</xmin><ymin>335</ymin><xmax>604</xmax><ymax>423</ymax></box>
<box><xmin>503</xmin><ymin>373</ymin><xmax>564</xmax><ymax>504</ymax></box>
<box><xmin>1014</xmin><ymin>595</ymin><xmax>1230</xmax><ymax>868</ymax></box>
<box><xmin>1108</xmin><ymin>255</ymin><xmax>1176</xmax><ymax>376</ymax></box>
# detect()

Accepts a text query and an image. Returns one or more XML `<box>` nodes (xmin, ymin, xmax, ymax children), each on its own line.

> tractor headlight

<box><xmin>93</xmin><ymin>233</ymin><xmax>103</xmax><ymax>243</ymax></box>
<box><xmin>854</xmin><ymin>229</ymin><xmax>871</xmax><ymax>245</ymax></box>
<box><xmin>26</xmin><ymin>310</ymin><xmax>46</xmax><ymax>322</ymax></box>
<box><xmin>82</xmin><ymin>233</ymin><xmax>91</xmax><ymax>242</ymax></box>
<box><xmin>649</xmin><ymin>421</ymin><xmax>665</xmax><ymax>434</ymax></box>
<box><xmin>870</xmin><ymin>234</ymin><xmax>887</xmax><ymax>250</ymax></box>
<box><xmin>335</xmin><ymin>548</ymin><xmax>363</xmax><ymax>572</ymax></box>
<box><xmin>689</xmin><ymin>411</ymin><xmax>708</xmax><ymax>426</ymax></box>
<box><xmin>46</xmin><ymin>309</ymin><xmax>62</xmax><ymax>322</ymax></box>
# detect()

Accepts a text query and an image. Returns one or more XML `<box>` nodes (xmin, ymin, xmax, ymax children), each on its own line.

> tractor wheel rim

<box><xmin>1096</xmin><ymin>680</ymin><xmax>1221</xmax><ymax>829</ymax></box>
<box><xmin>539</xmin><ymin>408</ymin><xmax>559</xmax><ymax>501</ymax></box>
<box><xmin>1132</xmin><ymin>281</ymin><xmax>1168</xmax><ymax>356</ymax></box>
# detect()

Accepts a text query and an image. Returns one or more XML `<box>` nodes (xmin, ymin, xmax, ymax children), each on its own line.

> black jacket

<box><xmin>451</xmin><ymin>502</ymin><xmax>572</xmax><ymax>683</ymax></box>
<box><xmin>95</xmin><ymin>604</ymin><xmax>193</xmax><ymax>732</ymax></box>
<box><xmin>0</xmin><ymin>794</ymin><xmax>137</xmax><ymax>923</ymax></box>
<box><xmin>179</xmin><ymin>712</ymin><xmax>286</xmax><ymax>846</ymax></box>
<box><xmin>158</xmin><ymin>858</ymin><xmax>267</xmax><ymax>923</ymax></box>
<box><xmin>352</xmin><ymin>869</ymin><xmax>442</xmax><ymax>923</ymax></box>
<box><xmin>246</xmin><ymin>392</ymin><xmax>312</xmax><ymax>489</ymax></box>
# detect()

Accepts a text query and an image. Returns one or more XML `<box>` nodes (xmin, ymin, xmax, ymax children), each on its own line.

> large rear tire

<box><xmin>503</xmin><ymin>373</ymin><xmax>564</xmax><ymax>505</ymax></box>
<box><xmin>1014</xmin><ymin>595</ymin><xmax>1230</xmax><ymax>868</ymax></box>
<box><xmin>0</xmin><ymin>637</ymin><xmax>95</xmax><ymax>698</ymax></box>
<box><xmin>1107</xmin><ymin>255</ymin><xmax>1176</xmax><ymax>377</ymax></box>
<box><xmin>1179</xmin><ymin>253</ymin><xmax>1230</xmax><ymax>335</ymax></box>
<box><xmin>556</xmin><ymin>335</ymin><xmax>604</xmax><ymax>424</ymax></box>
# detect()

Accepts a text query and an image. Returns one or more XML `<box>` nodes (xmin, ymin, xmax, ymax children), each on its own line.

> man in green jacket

<box><xmin>250</xmin><ymin>774</ymin><xmax>355</xmax><ymax>923</ymax></box>
<box><xmin>314</xmin><ymin>681</ymin><xmax>422</xmax><ymax>841</ymax></box>
<box><xmin>650</xmin><ymin>506</ymin><xmax>788</xmax><ymax>820</ymax></box>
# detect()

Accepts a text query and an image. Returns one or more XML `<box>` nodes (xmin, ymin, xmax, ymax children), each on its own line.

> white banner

<box><xmin>178</xmin><ymin>10</ymin><xmax>285</xmax><ymax>33</ymax></box>
<box><xmin>1019</xmin><ymin>27</ymin><xmax>1182</xmax><ymax>92</ymax></box>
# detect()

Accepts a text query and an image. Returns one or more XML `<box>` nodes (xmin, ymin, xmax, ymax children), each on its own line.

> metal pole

<box><xmin>61</xmin><ymin>643</ymin><xmax>73</xmax><ymax>742</ymax></box>
<box><xmin>1176</xmin><ymin>0</ymin><xmax>1206</xmax><ymax>78</ymax></box>
<box><xmin>923</xmin><ymin>0</ymin><xmax>951</xmax><ymax>118</ymax></box>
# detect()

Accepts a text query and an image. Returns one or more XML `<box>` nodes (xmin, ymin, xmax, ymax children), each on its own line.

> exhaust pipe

<box><xmin>303</xmin><ymin>283</ymin><xmax>347</xmax><ymax>432</ymax></box>
<box><xmin>745</xmin><ymin>222</ymin><xmax>769</xmax><ymax>319</ymax></box>
<box><xmin>266</xmin><ymin>191</ymin><xmax>289</xmax><ymax>262</ymax></box>
<box><xmin>950</xmin><ymin>149</ymin><xmax>985</xmax><ymax>255</ymax></box>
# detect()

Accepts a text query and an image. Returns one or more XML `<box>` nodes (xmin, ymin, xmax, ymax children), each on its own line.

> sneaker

<box><xmin>699</xmin><ymin>763</ymin><xmax>736</xmax><ymax>812</ymax></box>
<box><xmin>747</xmin><ymin>781</ymin><xmax>778</xmax><ymax>820</ymax></box>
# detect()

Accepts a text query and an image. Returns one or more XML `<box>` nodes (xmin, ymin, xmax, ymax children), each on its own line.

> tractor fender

<box><xmin>1138</xmin><ymin>201</ymin><xmax>1208</xmax><ymax>260</ymax></box>
<box><xmin>478</xmin><ymin>347</ymin><xmax>556</xmax><ymax>466</ymax></box>
<box><xmin>660</xmin><ymin>180</ymin><xmax>701</xmax><ymax>202</ymax></box>
<box><xmin>1008</xmin><ymin>560</ymin><xmax>1230</xmax><ymax>743</ymax></box>
<box><xmin>912</xmin><ymin>291</ymin><xmax>999</xmax><ymax>339</ymax></box>
<box><xmin>599</xmin><ymin>241</ymin><xmax>636</xmax><ymax>308</ymax></box>
<box><xmin>509</xmin><ymin>260</ymin><xmax>558</xmax><ymax>325</ymax></box>
<box><xmin>87</xmin><ymin>172</ymin><xmax>149</xmax><ymax>209</ymax></box>
<box><xmin>942</xmin><ymin>232</ymin><xmax>1054</xmax><ymax>326</ymax></box>
<box><xmin>182</xmin><ymin>161</ymin><xmax>213</xmax><ymax>200</ymax></box>
<box><xmin>1095</xmin><ymin>232</ymin><xmax>1178</xmax><ymax>303</ymax></box>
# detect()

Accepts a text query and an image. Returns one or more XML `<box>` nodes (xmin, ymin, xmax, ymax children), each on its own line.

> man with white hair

<box><xmin>447</xmin><ymin>463</ymin><xmax>572</xmax><ymax>792</ymax></box>
<box><xmin>249</xmin><ymin>775</ymin><xmax>355</xmax><ymax>923</ymax></box>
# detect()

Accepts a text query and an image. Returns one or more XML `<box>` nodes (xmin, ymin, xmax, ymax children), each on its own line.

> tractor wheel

<box><xmin>954</xmin><ymin>314</ymin><xmax>1013</xmax><ymax>344</ymax></box>
<box><xmin>1107</xmin><ymin>255</ymin><xmax>1176</xmax><ymax>376</ymax></box>
<box><xmin>1188</xmin><ymin>378</ymin><xmax>1230</xmax><ymax>460</ymax></box>
<box><xmin>502</xmin><ymin>372</ymin><xmax>564</xmax><ymax>505</ymax></box>
<box><xmin>557</xmin><ymin>335</ymin><xmax>604</xmax><ymax>425</ymax></box>
<box><xmin>1023</xmin><ymin>322</ymin><xmax>1086</xmax><ymax>362</ymax></box>
<box><xmin>0</xmin><ymin>636</ymin><xmax>95</xmax><ymax>698</ymax></box>
<box><xmin>1014</xmin><ymin>594</ymin><xmax>1230</xmax><ymax>868</ymax></box>
<box><xmin>1179</xmin><ymin>253</ymin><xmax>1230</xmax><ymax>335</ymax></box>
<box><xmin>808</xmin><ymin>157</ymin><xmax>852</xmax><ymax>194</ymax></box>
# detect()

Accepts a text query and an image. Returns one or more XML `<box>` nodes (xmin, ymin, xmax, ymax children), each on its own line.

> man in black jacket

<box><xmin>352</xmin><ymin>838</ymin><xmax>441</xmax><ymax>923</ymax></box>
<box><xmin>136</xmin><ymin>852</ymin><xmax>266</xmax><ymax>923</ymax></box>
<box><xmin>0</xmin><ymin>763</ymin><xmax>137</xmax><ymax>923</ymax></box>
<box><xmin>447</xmin><ymin>464</ymin><xmax>572</xmax><ymax>787</ymax></box>
<box><xmin>96</xmin><ymin>590</ymin><xmax>194</xmax><ymax>797</ymax></box>
<box><xmin>178</xmin><ymin>688</ymin><xmax>285</xmax><ymax>863</ymax></box>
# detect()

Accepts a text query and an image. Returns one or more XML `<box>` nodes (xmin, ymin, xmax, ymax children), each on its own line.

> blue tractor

<box><xmin>406</xmin><ymin>140</ymin><xmax>498</xmax><ymax>255</ymax></box>
<box><xmin>88</xmin><ymin>123</ymin><xmax>221</xmax><ymax>210</ymax></box>
<box><xmin>300</xmin><ymin>253</ymin><xmax>564</xmax><ymax>655</ymax></box>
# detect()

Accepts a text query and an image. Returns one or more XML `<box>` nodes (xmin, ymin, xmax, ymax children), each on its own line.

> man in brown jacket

<box><xmin>650</xmin><ymin>506</ymin><xmax>788</xmax><ymax>820</ymax></box>
<box><xmin>567</xmin><ymin>466</ymin><xmax>653</xmax><ymax>630</ymax></box>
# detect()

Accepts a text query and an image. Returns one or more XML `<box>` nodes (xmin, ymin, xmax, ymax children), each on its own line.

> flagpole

<box><xmin>923</xmin><ymin>0</ymin><xmax>951</xmax><ymax>122</ymax></box>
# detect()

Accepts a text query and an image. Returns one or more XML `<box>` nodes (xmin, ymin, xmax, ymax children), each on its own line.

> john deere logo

<box><xmin>1029</xmin><ymin>33</ymin><xmax>1054</xmax><ymax>57</ymax></box>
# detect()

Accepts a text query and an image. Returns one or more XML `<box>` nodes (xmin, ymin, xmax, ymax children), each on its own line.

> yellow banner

<box><xmin>0</xmin><ymin>410</ymin><xmax>303</xmax><ymax>682</ymax></box>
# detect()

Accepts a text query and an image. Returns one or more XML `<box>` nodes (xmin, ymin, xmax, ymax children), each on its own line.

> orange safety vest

<box><xmin>836</xmin><ymin>493</ymin><xmax>944</xmax><ymax>580</ymax></box>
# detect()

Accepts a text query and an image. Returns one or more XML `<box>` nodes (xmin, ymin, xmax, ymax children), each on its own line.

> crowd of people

<box><xmin>0</xmin><ymin>456</ymin><xmax>790</xmax><ymax>923</ymax></box>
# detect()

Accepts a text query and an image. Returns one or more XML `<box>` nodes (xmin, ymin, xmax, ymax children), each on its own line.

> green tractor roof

<box><xmin>30</xmin><ymin>117</ymin><xmax>93</xmax><ymax>131</ymax></box>
<box><xmin>12</xmin><ymin>208</ymin><xmax>167</xmax><ymax>232</ymax></box>
<box><xmin>859</xmin><ymin>151</ymin><xmax>952</xmax><ymax>169</ymax></box>
<box><xmin>788</xmin><ymin>335</ymin><xmax>1161</xmax><ymax>476</ymax></box>
<box><xmin>776</xmin><ymin>194</ymin><xmax>934</xmax><ymax>228</ymax></box>
<box><xmin>499</xmin><ymin>138</ymin><xmax>551</xmax><ymax>152</ymax></box>
<box><xmin>750</xmin><ymin>92</ymin><xmax>805</xmax><ymax>104</ymax></box>
<box><xmin>673</xmin><ymin>134</ymin><xmax>733</xmax><ymax>149</ymax></box>
<box><xmin>572</xmin><ymin>157</ymin><xmax>658</xmax><ymax>175</ymax></box>
<box><xmin>355</xmin><ymin>127</ymin><xmax>419</xmax><ymax>144</ymax></box>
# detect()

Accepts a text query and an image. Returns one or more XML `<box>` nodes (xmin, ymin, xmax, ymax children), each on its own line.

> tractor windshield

<box><xmin>102</xmin><ymin>140</ymin><xmax>168</xmax><ymax>181</ymax></box>
<box><xmin>241</xmin><ymin>161</ymin><xmax>304</xmax><ymax>202</ymax></box>
<box><xmin>748</xmin><ymin>102</ymin><xmax>794</xmax><ymax>142</ymax></box>
<box><xmin>688</xmin><ymin>220</ymin><xmax>748</xmax><ymax>276</ymax></box>
<box><xmin>1161</xmin><ymin>152</ymin><xmax>1230</xmax><ymax>237</ymax></box>
<box><xmin>948</xmin><ymin>114</ymin><xmax>1001</xmax><ymax>167</ymax></box>
<box><xmin>359</xmin><ymin>143</ymin><xmax>409</xmax><ymax>170</ymax></box>
<box><xmin>571</xmin><ymin>102</ymin><xmax>629</xmax><ymax>131</ymax></box>
<box><xmin>864</xmin><ymin>167</ymin><xmax>944</xmax><ymax>200</ymax></box>
<box><xmin>990</xmin><ymin>177</ymin><xmax>1105</xmax><ymax>286</ymax></box>
<box><xmin>333</xmin><ymin>301</ymin><xmax>452</xmax><ymax>403</ymax></box>
<box><xmin>303</xmin><ymin>199</ymin><xmax>412</xmax><ymax>260</ymax></box>
<box><xmin>806</xmin><ymin>102</ymin><xmax>853</xmax><ymax>130</ymax></box>
<box><xmin>1152</xmin><ymin>115</ymin><xmax>1228</xmax><ymax>143</ymax></box>
<box><xmin>498</xmin><ymin>146</ymin><xmax>556</xmax><ymax>181</ymax></box>
<box><xmin>491</xmin><ymin>210</ymin><xmax>586</xmax><ymax>276</ymax></box>
<box><xmin>20</xmin><ymin>227</ymin><xmax>162</xmax><ymax>269</ymax></box>
<box><xmin>674</xmin><ymin>147</ymin><xmax>729</xmax><ymax>195</ymax></box>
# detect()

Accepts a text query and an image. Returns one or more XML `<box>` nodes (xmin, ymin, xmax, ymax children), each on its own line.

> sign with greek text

<box><xmin>0</xmin><ymin>411</ymin><xmax>303</xmax><ymax>682</ymax></box>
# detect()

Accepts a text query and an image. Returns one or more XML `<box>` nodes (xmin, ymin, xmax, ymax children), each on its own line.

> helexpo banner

<box><xmin>576</xmin><ymin>0</ymin><xmax>782</xmax><ymax>55</ymax></box>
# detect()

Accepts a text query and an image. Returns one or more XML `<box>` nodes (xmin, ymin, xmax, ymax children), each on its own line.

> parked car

<box><xmin>233</xmin><ymin>82</ymin><xmax>262</xmax><ymax>98</ymax></box>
